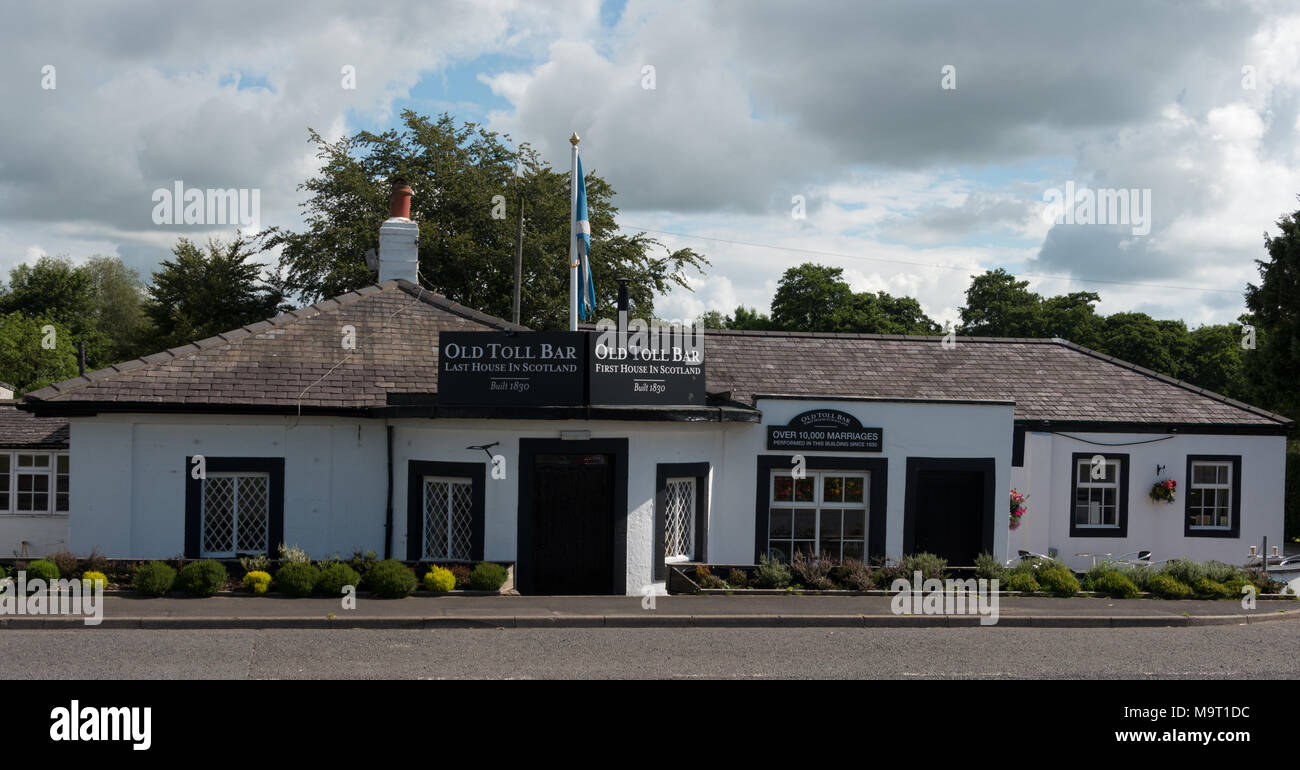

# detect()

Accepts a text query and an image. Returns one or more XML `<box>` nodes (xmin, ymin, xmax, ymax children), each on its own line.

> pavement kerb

<box><xmin>2</xmin><ymin>609</ymin><xmax>1298</xmax><ymax>629</ymax></box>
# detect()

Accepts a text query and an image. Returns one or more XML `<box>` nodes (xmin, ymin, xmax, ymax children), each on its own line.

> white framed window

<box><xmin>1073</xmin><ymin>458</ymin><xmax>1120</xmax><ymax>528</ymax></box>
<box><xmin>423</xmin><ymin>476</ymin><xmax>473</xmax><ymax>561</ymax></box>
<box><xmin>1188</xmin><ymin>461</ymin><xmax>1232</xmax><ymax>530</ymax></box>
<box><xmin>767</xmin><ymin>470</ymin><xmax>867</xmax><ymax>563</ymax></box>
<box><xmin>0</xmin><ymin>451</ymin><xmax>68</xmax><ymax>515</ymax></box>
<box><xmin>664</xmin><ymin>477</ymin><xmax>696</xmax><ymax>562</ymax></box>
<box><xmin>201</xmin><ymin>472</ymin><xmax>270</xmax><ymax>557</ymax></box>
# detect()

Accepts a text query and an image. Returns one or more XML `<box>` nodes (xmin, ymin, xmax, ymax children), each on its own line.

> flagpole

<box><xmin>568</xmin><ymin>132</ymin><xmax>580</xmax><ymax>332</ymax></box>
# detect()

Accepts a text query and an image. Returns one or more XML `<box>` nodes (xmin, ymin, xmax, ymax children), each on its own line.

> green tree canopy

<box><xmin>1245</xmin><ymin>206</ymin><xmax>1300</xmax><ymax>420</ymax></box>
<box><xmin>0</xmin><ymin>313</ymin><xmax>79</xmax><ymax>393</ymax></box>
<box><xmin>146</xmin><ymin>235</ymin><xmax>287</xmax><ymax>350</ymax></box>
<box><xmin>265</xmin><ymin>111</ymin><xmax>707</xmax><ymax>329</ymax></box>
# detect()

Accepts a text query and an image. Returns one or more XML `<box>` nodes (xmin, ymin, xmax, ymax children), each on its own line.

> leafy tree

<box><xmin>1244</xmin><ymin>206</ymin><xmax>1300</xmax><ymax>420</ymax></box>
<box><xmin>146</xmin><ymin>235</ymin><xmax>288</xmax><ymax>349</ymax></box>
<box><xmin>1187</xmin><ymin>322</ymin><xmax>1247</xmax><ymax>400</ymax></box>
<box><xmin>770</xmin><ymin>263</ymin><xmax>855</xmax><ymax>331</ymax></box>
<box><xmin>265</xmin><ymin>112</ymin><xmax>707</xmax><ymax>329</ymax></box>
<box><xmin>0</xmin><ymin>313</ymin><xmax>79</xmax><ymax>393</ymax></box>
<box><xmin>80</xmin><ymin>255</ymin><xmax>153</xmax><ymax>362</ymax></box>
<box><xmin>727</xmin><ymin>306</ymin><xmax>775</xmax><ymax>330</ymax></box>
<box><xmin>0</xmin><ymin>256</ymin><xmax>107</xmax><ymax>365</ymax></box>
<box><xmin>1039</xmin><ymin>291</ymin><xmax>1102</xmax><ymax>348</ymax></box>
<box><xmin>958</xmin><ymin>269</ymin><xmax>1042</xmax><ymax>337</ymax></box>
<box><xmin>843</xmin><ymin>291</ymin><xmax>942</xmax><ymax>335</ymax></box>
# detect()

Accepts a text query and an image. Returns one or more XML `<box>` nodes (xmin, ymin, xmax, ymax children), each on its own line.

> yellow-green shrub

<box><xmin>243</xmin><ymin>570</ymin><xmax>272</xmax><ymax>594</ymax></box>
<box><xmin>81</xmin><ymin>571</ymin><xmax>108</xmax><ymax>589</ymax></box>
<box><xmin>423</xmin><ymin>566</ymin><xmax>456</xmax><ymax>593</ymax></box>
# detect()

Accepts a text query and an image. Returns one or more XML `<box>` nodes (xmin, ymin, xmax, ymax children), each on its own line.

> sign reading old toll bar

<box><xmin>589</xmin><ymin>323</ymin><xmax>706</xmax><ymax>406</ymax></box>
<box><xmin>766</xmin><ymin>409</ymin><xmax>883</xmax><ymax>452</ymax></box>
<box><xmin>437</xmin><ymin>331</ymin><xmax>585</xmax><ymax>406</ymax></box>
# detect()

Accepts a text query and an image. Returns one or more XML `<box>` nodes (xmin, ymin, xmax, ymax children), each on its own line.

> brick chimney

<box><xmin>379</xmin><ymin>178</ymin><xmax>419</xmax><ymax>283</ymax></box>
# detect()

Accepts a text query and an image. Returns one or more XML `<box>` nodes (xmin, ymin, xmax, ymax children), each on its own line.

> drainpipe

<box><xmin>384</xmin><ymin>423</ymin><xmax>394</xmax><ymax>560</ymax></box>
<box><xmin>76</xmin><ymin>341</ymin><xmax>85</xmax><ymax>376</ymax></box>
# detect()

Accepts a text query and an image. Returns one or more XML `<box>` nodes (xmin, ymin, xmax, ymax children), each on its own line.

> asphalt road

<box><xmin>1</xmin><ymin>623</ymin><xmax>1297</xmax><ymax>678</ymax></box>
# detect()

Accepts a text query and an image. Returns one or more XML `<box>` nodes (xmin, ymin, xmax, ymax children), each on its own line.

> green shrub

<box><xmin>469</xmin><ymin>562</ymin><xmax>509</xmax><ymax>592</ymax></box>
<box><xmin>175</xmin><ymin>560</ymin><xmax>228</xmax><ymax>596</ymax></box>
<box><xmin>754</xmin><ymin>554</ymin><xmax>791</xmax><ymax>589</ymax></box>
<box><xmin>1037</xmin><ymin>565</ymin><xmax>1081</xmax><ymax>596</ymax></box>
<box><xmin>275</xmin><ymin>562</ymin><xmax>321</xmax><ymax>598</ymax></box>
<box><xmin>1149</xmin><ymin>573</ymin><xmax>1192</xmax><ymax>599</ymax></box>
<box><xmin>1121</xmin><ymin>564</ymin><xmax>1157</xmax><ymax>591</ymax></box>
<box><xmin>974</xmin><ymin>553</ymin><xmax>1007</xmax><ymax>582</ymax></box>
<box><xmin>1005</xmin><ymin>572</ymin><xmax>1040</xmax><ymax>592</ymax></box>
<box><xmin>1203</xmin><ymin>560</ymin><xmax>1244</xmax><ymax>584</ymax></box>
<box><xmin>1223</xmin><ymin>577</ymin><xmax>1251</xmax><ymax>598</ymax></box>
<box><xmin>901</xmin><ymin>552</ymin><xmax>948</xmax><ymax>581</ymax></box>
<box><xmin>315</xmin><ymin>563</ymin><xmax>361</xmax><ymax>596</ymax></box>
<box><xmin>0</xmin><ymin>564</ymin><xmax>7</xmax><ymax>580</ymax></box>
<box><xmin>367</xmin><ymin>560</ymin><xmax>417</xmax><ymax>598</ymax></box>
<box><xmin>1091</xmin><ymin>570</ymin><xmax>1141</xmax><ymax>599</ymax></box>
<box><xmin>1192</xmin><ymin>577</ymin><xmax>1231</xmax><ymax>599</ymax></box>
<box><xmin>25</xmin><ymin>559</ymin><xmax>59</xmax><ymax>582</ymax></box>
<box><xmin>791</xmin><ymin>551</ymin><xmax>835</xmax><ymax>590</ymax></box>
<box><xmin>348</xmin><ymin>550</ymin><xmax>379</xmax><ymax>585</ymax></box>
<box><xmin>1245</xmin><ymin>567</ymin><xmax>1283</xmax><ymax>594</ymax></box>
<box><xmin>1161</xmin><ymin>558</ymin><xmax>1207</xmax><ymax>586</ymax></box>
<box><xmin>725</xmin><ymin>568</ymin><xmax>750</xmax><ymax>589</ymax></box>
<box><xmin>831</xmin><ymin>560</ymin><xmax>874</xmax><ymax>590</ymax></box>
<box><xmin>133</xmin><ymin>561</ymin><xmax>176</xmax><ymax>596</ymax></box>
<box><xmin>48</xmin><ymin>550</ymin><xmax>79</xmax><ymax>579</ymax></box>
<box><xmin>423</xmin><ymin>566</ymin><xmax>456</xmax><ymax>593</ymax></box>
<box><xmin>243</xmin><ymin>570</ymin><xmax>271</xmax><ymax>594</ymax></box>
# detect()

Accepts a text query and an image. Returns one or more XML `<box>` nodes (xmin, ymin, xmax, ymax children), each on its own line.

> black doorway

<box><xmin>517</xmin><ymin>438</ymin><xmax>628</xmax><ymax>595</ymax></box>
<box><xmin>903</xmin><ymin>458</ymin><xmax>995</xmax><ymax>566</ymax></box>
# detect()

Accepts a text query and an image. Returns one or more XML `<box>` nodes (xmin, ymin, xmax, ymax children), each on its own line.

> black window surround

<box><xmin>406</xmin><ymin>460</ymin><xmax>486</xmax><ymax>562</ymax></box>
<box><xmin>902</xmin><ymin>457</ymin><xmax>997</xmax><ymax>557</ymax></box>
<box><xmin>184</xmin><ymin>456</ymin><xmax>285</xmax><ymax>559</ymax></box>
<box><xmin>516</xmin><ymin>438</ymin><xmax>628</xmax><ymax>595</ymax></box>
<box><xmin>1183</xmin><ymin>454</ymin><xmax>1242</xmax><ymax>539</ymax></box>
<box><xmin>753</xmin><ymin>455</ymin><xmax>887</xmax><ymax>563</ymax></box>
<box><xmin>1067</xmin><ymin>452</ymin><xmax>1130</xmax><ymax>538</ymax></box>
<box><xmin>653</xmin><ymin>462</ymin><xmax>709</xmax><ymax>580</ymax></box>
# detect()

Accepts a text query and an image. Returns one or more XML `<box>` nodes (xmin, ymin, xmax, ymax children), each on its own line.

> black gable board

<box><xmin>437</xmin><ymin>331</ymin><xmax>586</xmax><ymax>406</ymax></box>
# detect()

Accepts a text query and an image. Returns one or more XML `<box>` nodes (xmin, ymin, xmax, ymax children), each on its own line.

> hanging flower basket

<box><xmin>1009</xmin><ymin>489</ymin><xmax>1028</xmax><ymax>529</ymax></box>
<box><xmin>1149</xmin><ymin>478</ymin><xmax>1176</xmax><ymax>503</ymax></box>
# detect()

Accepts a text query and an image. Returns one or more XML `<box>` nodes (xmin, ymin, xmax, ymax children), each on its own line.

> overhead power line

<box><xmin>620</xmin><ymin>224</ymin><xmax>1244</xmax><ymax>296</ymax></box>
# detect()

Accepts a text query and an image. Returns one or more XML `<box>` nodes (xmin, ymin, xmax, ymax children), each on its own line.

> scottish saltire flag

<box><xmin>575</xmin><ymin>155</ymin><xmax>595</xmax><ymax>320</ymax></box>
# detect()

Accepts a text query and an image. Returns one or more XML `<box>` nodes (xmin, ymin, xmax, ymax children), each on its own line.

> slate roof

<box><xmin>18</xmin><ymin>280</ymin><xmax>1292</xmax><ymax>429</ymax></box>
<box><xmin>704</xmin><ymin>330</ymin><xmax>1291</xmax><ymax>427</ymax></box>
<box><xmin>0</xmin><ymin>402</ymin><xmax>68</xmax><ymax>449</ymax></box>
<box><xmin>23</xmin><ymin>281</ymin><xmax>520</xmax><ymax>410</ymax></box>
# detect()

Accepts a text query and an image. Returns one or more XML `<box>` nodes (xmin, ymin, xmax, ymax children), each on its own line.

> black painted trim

<box><xmin>902</xmin><ymin>457</ymin><xmax>996</xmax><ymax>558</ymax></box>
<box><xmin>653</xmin><ymin>462</ymin><xmax>710</xmax><ymax>580</ymax></box>
<box><xmin>517</xmin><ymin>438</ymin><xmax>629</xmax><ymax>595</ymax></box>
<box><xmin>1067</xmin><ymin>452</ymin><xmax>1130</xmax><ymax>538</ymax></box>
<box><xmin>406</xmin><ymin>461</ymin><xmax>486</xmax><ymax>562</ymax></box>
<box><xmin>1183</xmin><ymin>454</ymin><xmax>1243</xmax><ymax>539</ymax></box>
<box><xmin>183</xmin><ymin>457</ymin><xmax>285</xmax><ymax>559</ymax></box>
<box><xmin>1012</xmin><ymin>426</ymin><xmax>1026</xmax><ymax>467</ymax></box>
<box><xmin>753</xmin><ymin>455</ymin><xmax>888</xmax><ymax>563</ymax></box>
<box><xmin>1016</xmin><ymin>419</ymin><xmax>1290</xmax><ymax>436</ymax></box>
<box><xmin>754</xmin><ymin>394</ymin><xmax>1015</xmax><ymax>407</ymax></box>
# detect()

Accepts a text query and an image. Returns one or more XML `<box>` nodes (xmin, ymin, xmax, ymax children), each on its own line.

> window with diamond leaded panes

<box><xmin>664</xmin><ymin>477</ymin><xmax>696</xmax><ymax>561</ymax></box>
<box><xmin>423</xmin><ymin>476</ymin><xmax>473</xmax><ymax>561</ymax></box>
<box><xmin>767</xmin><ymin>471</ymin><xmax>867</xmax><ymax>563</ymax></box>
<box><xmin>201</xmin><ymin>472</ymin><xmax>270</xmax><ymax>557</ymax></box>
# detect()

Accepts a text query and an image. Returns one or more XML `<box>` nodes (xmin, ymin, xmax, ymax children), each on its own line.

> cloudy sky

<box><xmin>3</xmin><ymin>0</ymin><xmax>1298</xmax><ymax>329</ymax></box>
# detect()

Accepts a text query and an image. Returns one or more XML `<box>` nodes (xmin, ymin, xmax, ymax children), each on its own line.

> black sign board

<box><xmin>766</xmin><ymin>409</ymin><xmax>883</xmax><ymax>452</ymax></box>
<box><xmin>588</xmin><ymin>328</ymin><xmax>706</xmax><ymax>406</ymax></box>
<box><xmin>437</xmin><ymin>331</ymin><xmax>586</xmax><ymax>406</ymax></box>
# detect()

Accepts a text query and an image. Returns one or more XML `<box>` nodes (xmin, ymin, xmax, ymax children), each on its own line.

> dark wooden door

<box><xmin>530</xmin><ymin>453</ymin><xmax>615</xmax><ymax>594</ymax></box>
<box><xmin>912</xmin><ymin>469</ymin><xmax>985</xmax><ymax>566</ymax></box>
